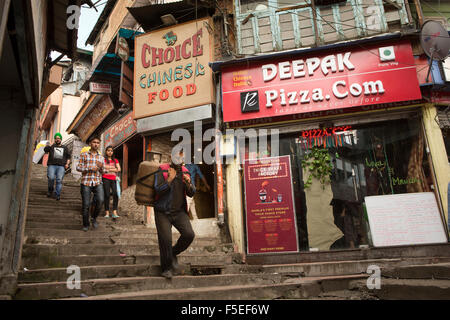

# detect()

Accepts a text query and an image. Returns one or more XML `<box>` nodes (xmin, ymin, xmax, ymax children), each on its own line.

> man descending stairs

<box><xmin>13</xmin><ymin>164</ymin><xmax>450</xmax><ymax>300</ymax></box>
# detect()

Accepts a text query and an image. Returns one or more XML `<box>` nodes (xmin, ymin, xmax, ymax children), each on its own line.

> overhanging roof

<box><xmin>81</xmin><ymin>28</ymin><xmax>141</xmax><ymax>91</ymax></box>
<box><xmin>47</xmin><ymin>0</ymin><xmax>96</xmax><ymax>58</ymax></box>
<box><xmin>127</xmin><ymin>0</ymin><xmax>214</xmax><ymax>32</ymax></box>
<box><xmin>86</xmin><ymin>0</ymin><xmax>118</xmax><ymax>46</ymax></box>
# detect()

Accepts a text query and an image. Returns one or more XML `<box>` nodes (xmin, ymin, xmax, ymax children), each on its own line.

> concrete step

<box><xmin>20</xmin><ymin>252</ymin><xmax>233</xmax><ymax>269</ymax></box>
<box><xmin>24</xmin><ymin>221</ymin><xmax>184</xmax><ymax>231</ymax></box>
<box><xmin>381</xmin><ymin>262</ymin><xmax>450</xmax><ymax>280</ymax></box>
<box><xmin>25</xmin><ymin>221</ymin><xmax>110</xmax><ymax>231</ymax></box>
<box><xmin>24</xmin><ymin>235</ymin><xmax>226</xmax><ymax>247</ymax></box>
<box><xmin>15</xmin><ymin>273</ymin><xmax>292</xmax><ymax>300</ymax></box>
<box><xmin>22</xmin><ymin>243</ymin><xmax>233</xmax><ymax>257</ymax></box>
<box><xmin>349</xmin><ymin>278</ymin><xmax>450</xmax><ymax>300</ymax></box>
<box><xmin>18</xmin><ymin>264</ymin><xmax>184</xmax><ymax>283</ymax></box>
<box><xmin>18</xmin><ymin>263</ymin><xmax>238</xmax><ymax>284</ymax></box>
<box><xmin>222</xmin><ymin>257</ymin><xmax>450</xmax><ymax>278</ymax></box>
<box><xmin>56</xmin><ymin>274</ymin><xmax>367</xmax><ymax>300</ymax></box>
<box><xmin>25</xmin><ymin>215</ymin><xmax>140</xmax><ymax>225</ymax></box>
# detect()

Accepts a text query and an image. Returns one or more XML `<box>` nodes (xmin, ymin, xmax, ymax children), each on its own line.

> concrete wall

<box><xmin>92</xmin><ymin>0</ymin><xmax>137</xmax><ymax>64</ymax></box>
<box><xmin>0</xmin><ymin>88</ymin><xmax>25</xmax><ymax>253</ymax></box>
<box><xmin>225</xmin><ymin>151</ymin><xmax>245</xmax><ymax>256</ymax></box>
<box><xmin>30</xmin><ymin>0</ymin><xmax>47</xmax><ymax>101</ymax></box>
<box><xmin>60</xmin><ymin>94</ymin><xmax>83</xmax><ymax>143</ymax></box>
<box><xmin>422</xmin><ymin>104</ymin><xmax>450</xmax><ymax>230</ymax></box>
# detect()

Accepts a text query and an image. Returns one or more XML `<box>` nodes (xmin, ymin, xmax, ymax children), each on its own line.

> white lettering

<box><xmin>279</xmin><ymin>62</ymin><xmax>291</xmax><ymax>80</ymax></box>
<box><xmin>300</xmin><ymin>90</ymin><xmax>310</xmax><ymax>103</ymax></box>
<box><xmin>337</xmin><ymin>52</ymin><xmax>355</xmax><ymax>71</ymax></box>
<box><xmin>306</xmin><ymin>57</ymin><xmax>320</xmax><ymax>76</ymax></box>
<box><xmin>333</xmin><ymin>80</ymin><xmax>348</xmax><ymax>98</ymax></box>
<box><xmin>363</xmin><ymin>80</ymin><xmax>385</xmax><ymax>94</ymax></box>
<box><xmin>350</xmin><ymin>83</ymin><xmax>363</xmax><ymax>96</ymax></box>
<box><xmin>262</xmin><ymin>64</ymin><xmax>277</xmax><ymax>82</ymax></box>
<box><xmin>288</xmin><ymin>91</ymin><xmax>298</xmax><ymax>105</ymax></box>
<box><xmin>265</xmin><ymin>90</ymin><xmax>278</xmax><ymax>107</ymax></box>
<box><xmin>292</xmin><ymin>59</ymin><xmax>305</xmax><ymax>78</ymax></box>
<box><xmin>321</xmin><ymin>55</ymin><xmax>337</xmax><ymax>76</ymax></box>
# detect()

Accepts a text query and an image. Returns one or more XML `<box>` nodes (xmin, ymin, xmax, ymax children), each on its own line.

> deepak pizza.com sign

<box><xmin>134</xmin><ymin>18</ymin><xmax>214</xmax><ymax>120</ymax></box>
<box><xmin>222</xmin><ymin>42</ymin><xmax>422</xmax><ymax>123</ymax></box>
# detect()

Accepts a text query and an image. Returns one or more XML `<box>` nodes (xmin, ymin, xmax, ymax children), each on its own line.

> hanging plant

<box><xmin>302</xmin><ymin>147</ymin><xmax>336</xmax><ymax>189</ymax></box>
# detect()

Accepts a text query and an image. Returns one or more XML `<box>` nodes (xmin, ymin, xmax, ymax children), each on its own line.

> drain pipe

<box><xmin>412</xmin><ymin>0</ymin><xmax>424</xmax><ymax>26</ymax></box>
<box><xmin>215</xmin><ymin>73</ymin><xmax>225</xmax><ymax>226</ymax></box>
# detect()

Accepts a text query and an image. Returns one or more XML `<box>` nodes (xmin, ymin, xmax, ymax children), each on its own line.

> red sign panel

<box><xmin>244</xmin><ymin>156</ymin><xmax>298</xmax><ymax>254</ymax></box>
<box><xmin>222</xmin><ymin>42</ymin><xmax>421</xmax><ymax>123</ymax></box>
<box><xmin>104</xmin><ymin>112</ymin><xmax>137</xmax><ymax>148</ymax></box>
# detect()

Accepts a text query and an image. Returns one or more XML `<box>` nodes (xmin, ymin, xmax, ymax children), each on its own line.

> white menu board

<box><xmin>365</xmin><ymin>192</ymin><xmax>448</xmax><ymax>247</ymax></box>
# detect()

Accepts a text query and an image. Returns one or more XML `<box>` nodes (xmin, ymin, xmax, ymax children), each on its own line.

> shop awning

<box><xmin>127</xmin><ymin>1</ymin><xmax>214</xmax><ymax>32</ymax></box>
<box><xmin>81</xmin><ymin>28</ymin><xmax>141</xmax><ymax>92</ymax></box>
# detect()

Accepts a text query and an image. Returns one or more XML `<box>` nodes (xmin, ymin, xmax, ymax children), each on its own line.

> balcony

<box><xmin>235</xmin><ymin>0</ymin><xmax>410</xmax><ymax>55</ymax></box>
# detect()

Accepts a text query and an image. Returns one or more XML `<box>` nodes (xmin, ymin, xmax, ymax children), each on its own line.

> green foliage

<box><xmin>301</xmin><ymin>147</ymin><xmax>334</xmax><ymax>189</ymax></box>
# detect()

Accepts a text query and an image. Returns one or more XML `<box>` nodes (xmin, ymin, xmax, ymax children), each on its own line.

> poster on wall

<box><xmin>365</xmin><ymin>192</ymin><xmax>448</xmax><ymax>247</ymax></box>
<box><xmin>243</xmin><ymin>155</ymin><xmax>299</xmax><ymax>254</ymax></box>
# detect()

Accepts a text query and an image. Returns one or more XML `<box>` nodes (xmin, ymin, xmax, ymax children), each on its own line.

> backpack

<box><xmin>134</xmin><ymin>162</ymin><xmax>190</xmax><ymax>206</ymax></box>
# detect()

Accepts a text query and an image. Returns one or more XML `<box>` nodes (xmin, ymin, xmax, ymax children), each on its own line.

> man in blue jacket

<box><xmin>154</xmin><ymin>151</ymin><xmax>196</xmax><ymax>279</ymax></box>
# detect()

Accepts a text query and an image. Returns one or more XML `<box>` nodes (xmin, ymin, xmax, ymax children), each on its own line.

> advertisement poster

<box><xmin>244</xmin><ymin>155</ymin><xmax>299</xmax><ymax>254</ymax></box>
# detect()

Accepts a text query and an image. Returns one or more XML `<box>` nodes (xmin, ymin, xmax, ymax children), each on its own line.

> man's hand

<box><xmin>167</xmin><ymin>167</ymin><xmax>176</xmax><ymax>183</ymax></box>
<box><xmin>183</xmin><ymin>173</ymin><xmax>191</xmax><ymax>185</ymax></box>
<box><xmin>96</xmin><ymin>161</ymin><xmax>103</xmax><ymax>172</ymax></box>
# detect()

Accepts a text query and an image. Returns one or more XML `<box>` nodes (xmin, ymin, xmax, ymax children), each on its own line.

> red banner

<box><xmin>222</xmin><ymin>41</ymin><xmax>421</xmax><ymax>123</ymax></box>
<box><xmin>244</xmin><ymin>156</ymin><xmax>298</xmax><ymax>254</ymax></box>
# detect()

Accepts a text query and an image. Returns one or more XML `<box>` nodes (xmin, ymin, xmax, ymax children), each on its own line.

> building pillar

<box><xmin>422</xmin><ymin>103</ymin><xmax>449</xmax><ymax>229</ymax></box>
<box><xmin>122</xmin><ymin>142</ymin><xmax>129</xmax><ymax>190</ymax></box>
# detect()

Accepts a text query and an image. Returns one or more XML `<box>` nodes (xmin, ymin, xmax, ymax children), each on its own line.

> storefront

<box><xmin>217</xmin><ymin>39</ymin><xmax>450</xmax><ymax>258</ymax></box>
<box><xmin>133</xmin><ymin>18</ymin><xmax>217</xmax><ymax>221</ymax></box>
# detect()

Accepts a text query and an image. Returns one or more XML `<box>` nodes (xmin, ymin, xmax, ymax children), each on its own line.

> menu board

<box><xmin>243</xmin><ymin>156</ymin><xmax>299</xmax><ymax>254</ymax></box>
<box><xmin>365</xmin><ymin>192</ymin><xmax>448</xmax><ymax>247</ymax></box>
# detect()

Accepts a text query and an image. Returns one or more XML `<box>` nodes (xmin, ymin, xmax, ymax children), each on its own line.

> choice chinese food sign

<box><xmin>244</xmin><ymin>156</ymin><xmax>299</xmax><ymax>254</ymax></box>
<box><xmin>134</xmin><ymin>18</ymin><xmax>214</xmax><ymax>119</ymax></box>
<box><xmin>222</xmin><ymin>42</ymin><xmax>421</xmax><ymax>123</ymax></box>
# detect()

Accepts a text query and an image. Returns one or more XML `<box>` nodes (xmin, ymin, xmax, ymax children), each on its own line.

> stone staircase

<box><xmin>13</xmin><ymin>164</ymin><xmax>450</xmax><ymax>300</ymax></box>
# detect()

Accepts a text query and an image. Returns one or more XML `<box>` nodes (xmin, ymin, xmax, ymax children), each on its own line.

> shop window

<box><xmin>241</xmin><ymin>116</ymin><xmax>435</xmax><ymax>252</ymax></box>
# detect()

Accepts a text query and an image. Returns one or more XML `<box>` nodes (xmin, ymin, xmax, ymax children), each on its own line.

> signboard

<box><xmin>89</xmin><ymin>82</ymin><xmax>112</xmax><ymax>94</ymax></box>
<box><xmin>134</xmin><ymin>18</ymin><xmax>214</xmax><ymax>120</ymax></box>
<box><xmin>120</xmin><ymin>61</ymin><xmax>133</xmax><ymax>107</ymax></box>
<box><xmin>75</xmin><ymin>95</ymin><xmax>114</xmax><ymax>142</ymax></box>
<box><xmin>116</xmin><ymin>36</ymin><xmax>130</xmax><ymax>62</ymax></box>
<box><xmin>104</xmin><ymin>112</ymin><xmax>137</xmax><ymax>148</ymax></box>
<box><xmin>365</xmin><ymin>192</ymin><xmax>448</xmax><ymax>247</ymax></box>
<box><xmin>243</xmin><ymin>156</ymin><xmax>299</xmax><ymax>254</ymax></box>
<box><xmin>222</xmin><ymin>42</ymin><xmax>422</xmax><ymax>123</ymax></box>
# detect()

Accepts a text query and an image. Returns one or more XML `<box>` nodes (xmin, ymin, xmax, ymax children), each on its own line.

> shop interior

<box><xmin>242</xmin><ymin>114</ymin><xmax>437</xmax><ymax>252</ymax></box>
